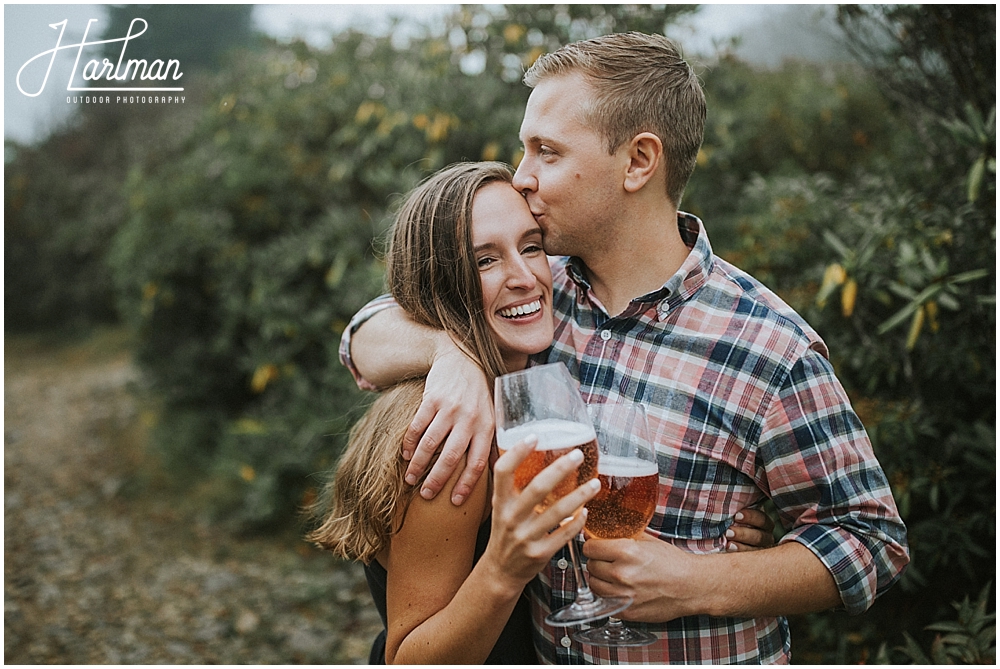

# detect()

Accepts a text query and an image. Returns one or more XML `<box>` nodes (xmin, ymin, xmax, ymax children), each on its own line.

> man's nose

<box><xmin>512</xmin><ymin>157</ymin><xmax>536</xmax><ymax>194</ymax></box>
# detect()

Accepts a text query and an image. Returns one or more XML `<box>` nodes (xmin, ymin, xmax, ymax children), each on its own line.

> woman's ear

<box><xmin>623</xmin><ymin>132</ymin><xmax>664</xmax><ymax>193</ymax></box>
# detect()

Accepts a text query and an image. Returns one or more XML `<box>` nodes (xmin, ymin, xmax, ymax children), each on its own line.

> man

<box><xmin>340</xmin><ymin>32</ymin><xmax>908</xmax><ymax>663</ymax></box>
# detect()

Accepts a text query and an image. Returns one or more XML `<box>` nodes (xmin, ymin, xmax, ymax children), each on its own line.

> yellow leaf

<box><xmin>926</xmin><ymin>300</ymin><xmax>939</xmax><ymax>332</ymax></box>
<box><xmin>503</xmin><ymin>24</ymin><xmax>526</xmax><ymax>44</ymax></box>
<box><xmin>481</xmin><ymin>141</ymin><xmax>500</xmax><ymax>161</ymax></box>
<box><xmin>232</xmin><ymin>418</ymin><xmax>268</xmax><ymax>435</ymax></box>
<box><xmin>906</xmin><ymin>305</ymin><xmax>925</xmax><ymax>350</ymax></box>
<box><xmin>355</xmin><ymin>101</ymin><xmax>385</xmax><ymax>124</ymax></box>
<box><xmin>841</xmin><ymin>279</ymin><xmax>858</xmax><ymax>317</ymax></box>
<box><xmin>250</xmin><ymin>364</ymin><xmax>279</xmax><ymax>393</ymax></box>
<box><xmin>142</xmin><ymin>282</ymin><xmax>159</xmax><ymax>301</ymax></box>
<box><xmin>828</xmin><ymin>264</ymin><xmax>847</xmax><ymax>285</ymax></box>
<box><xmin>240</xmin><ymin>464</ymin><xmax>256</xmax><ymax>482</ymax></box>
<box><xmin>816</xmin><ymin>263</ymin><xmax>847</xmax><ymax>308</ymax></box>
<box><xmin>426</xmin><ymin>114</ymin><xmax>451</xmax><ymax>143</ymax></box>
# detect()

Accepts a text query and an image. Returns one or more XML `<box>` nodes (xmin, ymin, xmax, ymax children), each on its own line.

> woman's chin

<box><xmin>497</xmin><ymin>331</ymin><xmax>554</xmax><ymax>365</ymax></box>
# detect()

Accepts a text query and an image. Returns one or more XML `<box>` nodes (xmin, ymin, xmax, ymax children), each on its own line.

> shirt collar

<box><xmin>562</xmin><ymin>212</ymin><xmax>715</xmax><ymax>318</ymax></box>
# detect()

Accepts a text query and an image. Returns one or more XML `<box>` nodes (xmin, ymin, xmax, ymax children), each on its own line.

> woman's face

<box><xmin>471</xmin><ymin>182</ymin><xmax>554</xmax><ymax>371</ymax></box>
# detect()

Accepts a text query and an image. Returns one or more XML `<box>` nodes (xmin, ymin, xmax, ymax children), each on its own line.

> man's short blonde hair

<box><xmin>524</xmin><ymin>32</ymin><xmax>706</xmax><ymax>208</ymax></box>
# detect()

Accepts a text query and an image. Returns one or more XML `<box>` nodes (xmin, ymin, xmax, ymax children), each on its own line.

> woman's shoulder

<box><xmin>401</xmin><ymin>451</ymin><xmax>491</xmax><ymax>529</ymax></box>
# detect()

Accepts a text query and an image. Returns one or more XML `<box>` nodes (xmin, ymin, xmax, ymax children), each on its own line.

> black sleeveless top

<box><xmin>363</xmin><ymin>518</ymin><xmax>536</xmax><ymax>664</ymax></box>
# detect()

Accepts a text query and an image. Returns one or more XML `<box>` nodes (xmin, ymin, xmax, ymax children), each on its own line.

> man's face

<box><xmin>512</xmin><ymin>72</ymin><xmax>627</xmax><ymax>261</ymax></box>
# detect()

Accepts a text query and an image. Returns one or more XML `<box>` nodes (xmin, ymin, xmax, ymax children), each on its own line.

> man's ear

<box><xmin>623</xmin><ymin>132</ymin><xmax>664</xmax><ymax>193</ymax></box>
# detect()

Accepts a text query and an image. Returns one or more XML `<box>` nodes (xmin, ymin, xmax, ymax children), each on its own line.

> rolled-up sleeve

<box><xmin>757</xmin><ymin>351</ymin><xmax>909</xmax><ymax>615</ymax></box>
<box><xmin>338</xmin><ymin>293</ymin><xmax>399</xmax><ymax>392</ymax></box>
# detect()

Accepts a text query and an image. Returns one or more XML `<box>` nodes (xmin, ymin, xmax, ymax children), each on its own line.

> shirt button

<box><xmin>557</xmin><ymin>558</ymin><xmax>569</xmax><ymax>570</ymax></box>
<box><xmin>600</xmin><ymin>329</ymin><xmax>612</xmax><ymax>341</ymax></box>
<box><xmin>560</xmin><ymin>635</ymin><xmax>573</xmax><ymax>648</ymax></box>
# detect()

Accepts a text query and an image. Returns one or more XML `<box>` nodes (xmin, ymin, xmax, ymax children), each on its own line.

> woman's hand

<box><xmin>725</xmin><ymin>507</ymin><xmax>776</xmax><ymax>551</ymax></box>
<box><xmin>482</xmin><ymin>436</ymin><xmax>600</xmax><ymax>591</ymax></box>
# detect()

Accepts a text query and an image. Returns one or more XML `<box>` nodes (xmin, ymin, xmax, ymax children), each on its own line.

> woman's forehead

<box><xmin>471</xmin><ymin>183</ymin><xmax>536</xmax><ymax>241</ymax></box>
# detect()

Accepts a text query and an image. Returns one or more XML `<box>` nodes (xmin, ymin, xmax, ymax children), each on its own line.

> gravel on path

<box><xmin>4</xmin><ymin>333</ymin><xmax>383</xmax><ymax>664</ymax></box>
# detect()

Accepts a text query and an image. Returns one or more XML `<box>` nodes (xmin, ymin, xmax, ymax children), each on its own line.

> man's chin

<box><xmin>541</xmin><ymin>235</ymin><xmax>569</xmax><ymax>257</ymax></box>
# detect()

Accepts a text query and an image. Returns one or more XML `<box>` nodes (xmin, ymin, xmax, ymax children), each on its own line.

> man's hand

<box><xmin>584</xmin><ymin>534</ymin><xmax>701</xmax><ymax>622</ymax></box>
<box><xmin>584</xmin><ymin>534</ymin><xmax>841</xmax><ymax>623</ymax></box>
<box><xmin>403</xmin><ymin>346</ymin><xmax>494</xmax><ymax>505</ymax></box>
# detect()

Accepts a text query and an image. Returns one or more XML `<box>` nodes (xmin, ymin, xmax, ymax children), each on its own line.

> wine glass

<box><xmin>494</xmin><ymin>362</ymin><xmax>633</xmax><ymax>626</ymax></box>
<box><xmin>573</xmin><ymin>401</ymin><xmax>659</xmax><ymax>647</ymax></box>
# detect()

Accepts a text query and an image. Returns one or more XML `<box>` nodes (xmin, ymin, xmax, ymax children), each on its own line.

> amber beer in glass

<box><xmin>585</xmin><ymin>454</ymin><xmax>658</xmax><ymax>539</ymax></box>
<box><xmin>496</xmin><ymin>418</ymin><xmax>598</xmax><ymax>510</ymax></box>
<box><xmin>574</xmin><ymin>401</ymin><xmax>659</xmax><ymax>648</ymax></box>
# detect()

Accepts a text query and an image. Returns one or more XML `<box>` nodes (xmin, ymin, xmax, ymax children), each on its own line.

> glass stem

<box><xmin>567</xmin><ymin>535</ymin><xmax>595</xmax><ymax>604</ymax></box>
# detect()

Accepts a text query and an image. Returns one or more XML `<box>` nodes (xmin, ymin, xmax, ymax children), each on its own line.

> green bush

<box><xmin>696</xmin><ymin>8</ymin><xmax>996</xmax><ymax>660</ymax></box>
<box><xmin>108</xmin><ymin>6</ymin><xmax>695</xmax><ymax>529</ymax></box>
<box><xmin>686</xmin><ymin>57</ymin><xmax>903</xmax><ymax>252</ymax></box>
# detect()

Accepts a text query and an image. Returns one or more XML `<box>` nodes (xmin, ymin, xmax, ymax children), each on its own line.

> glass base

<box><xmin>573</xmin><ymin>619</ymin><xmax>657</xmax><ymax>647</ymax></box>
<box><xmin>545</xmin><ymin>595</ymin><xmax>632</xmax><ymax>627</ymax></box>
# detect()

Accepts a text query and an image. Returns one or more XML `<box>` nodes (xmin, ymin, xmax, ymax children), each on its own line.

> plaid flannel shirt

<box><xmin>339</xmin><ymin>213</ymin><xmax>909</xmax><ymax>664</ymax></box>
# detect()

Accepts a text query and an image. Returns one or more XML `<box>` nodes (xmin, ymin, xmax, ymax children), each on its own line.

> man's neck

<box><xmin>582</xmin><ymin>206</ymin><xmax>690</xmax><ymax>317</ymax></box>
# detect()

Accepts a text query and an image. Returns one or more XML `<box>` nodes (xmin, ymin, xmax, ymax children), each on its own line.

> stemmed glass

<box><xmin>494</xmin><ymin>362</ymin><xmax>633</xmax><ymax>626</ymax></box>
<box><xmin>573</xmin><ymin>401</ymin><xmax>659</xmax><ymax>647</ymax></box>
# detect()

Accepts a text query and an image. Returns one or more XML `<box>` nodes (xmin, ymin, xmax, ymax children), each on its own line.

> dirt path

<box><xmin>4</xmin><ymin>331</ymin><xmax>383</xmax><ymax>664</ymax></box>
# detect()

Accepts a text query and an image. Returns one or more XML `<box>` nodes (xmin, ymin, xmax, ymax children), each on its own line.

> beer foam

<box><xmin>497</xmin><ymin>418</ymin><xmax>596</xmax><ymax>451</ymax></box>
<box><xmin>597</xmin><ymin>454</ymin><xmax>659</xmax><ymax>477</ymax></box>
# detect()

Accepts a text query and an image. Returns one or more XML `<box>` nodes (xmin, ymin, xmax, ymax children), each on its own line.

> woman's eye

<box><xmin>523</xmin><ymin>244</ymin><xmax>543</xmax><ymax>255</ymax></box>
<box><xmin>477</xmin><ymin>256</ymin><xmax>495</xmax><ymax>268</ymax></box>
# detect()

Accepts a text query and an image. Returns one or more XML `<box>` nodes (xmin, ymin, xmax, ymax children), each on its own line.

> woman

<box><xmin>309</xmin><ymin>162</ymin><xmax>771</xmax><ymax>664</ymax></box>
<box><xmin>310</xmin><ymin>162</ymin><xmax>591</xmax><ymax>664</ymax></box>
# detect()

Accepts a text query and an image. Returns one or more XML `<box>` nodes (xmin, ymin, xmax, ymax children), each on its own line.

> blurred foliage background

<box><xmin>5</xmin><ymin>4</ymin><xmax>994</xmax><ymax>664</ymax></box>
